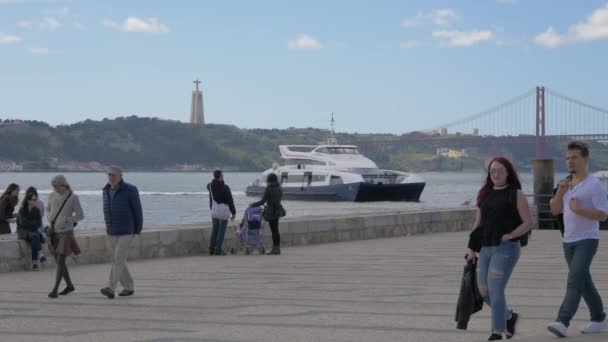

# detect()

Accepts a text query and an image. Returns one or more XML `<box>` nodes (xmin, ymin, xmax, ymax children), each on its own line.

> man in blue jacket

<box><xmin>100</xmin><ymin>166</ymin><xmax>143</xmax><ymax>299</ymax></box>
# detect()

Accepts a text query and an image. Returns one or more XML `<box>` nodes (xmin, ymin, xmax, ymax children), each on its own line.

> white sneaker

<box><xmin>581</xmin><ymin>320</ymin><xmax>608</xmax><ymax>334</ymax></box>
<box><xmin>547</xmin><ymin>322</ymin><xmax>568</xmax><ymax>337</ymax></box>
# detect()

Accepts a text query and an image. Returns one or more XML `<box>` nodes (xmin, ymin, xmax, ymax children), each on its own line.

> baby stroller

<box><xmin>230</xmin><ymin>206</ymin><xmax>265</xmax><ymax>255</ymax></box>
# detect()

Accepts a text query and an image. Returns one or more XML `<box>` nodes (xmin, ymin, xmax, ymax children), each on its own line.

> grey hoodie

<box><xmin>46</xmin><ymin>191</ymin><xmax>84</xmax><ymax>233</ymax></box>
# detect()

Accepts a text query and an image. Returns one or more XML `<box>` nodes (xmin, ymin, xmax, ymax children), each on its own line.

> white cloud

<box><xmin>402</xmin><ymin>8</ymin><xmax>458</xmax><ymax>28</ymax></box>
<box><xmin>534</xmin><ymin>27</ymin><xmax>563</xmax><ymax>48</ymax></box>
<box><xmin>0</xmin><ymin>33</ymin><xmax>22</xmax><ymax>44</ymax></box>
<box><xmin>288</xmin><ymin>34</ymin><xmax>322</xmax><ymax>49</ymax></box>
<box><xmin>73</xmin><ymin>20</ymin><xmax>85</xmax><ymax>30</ymax></box>
<box><xmin>432</xmin><ymin>29</ymin><xmax>495</xmax><ymax>47</ymax></box>
<box><xmin>40</xmin><ymin>17</ymin><xmax>61</xmax><ymax>30</ymax></box>
<box><xmin>16</xmin><ymin>20</ymin><xmax>33</xmax><ymax>29</ymax></box>
<box><xmin>535</xmin><ymin>3</ymin><xmax>608</xmax><ymax>48</ymax></box>
<box><xmin>400</xmin><ymin>41</ymin><xmax>419</xmax><ymax>48</ymax></box>
<box><xmin>28</xmin><ymin>47</ymin><xmax>49</xmax><ymax>54</ymax></box>
<box><xmin>103</xmin><ymin>16</ymin><xmax>169</xmax><ymax>33</ymax></box>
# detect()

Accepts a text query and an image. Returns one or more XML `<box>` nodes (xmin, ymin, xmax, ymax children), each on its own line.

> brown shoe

<box><xmin>266</xmin><ymin>246</ymin><xmax>281</xmax><ymax>255</ymax></box>
<box><xmin>100</xmin><ymin>287</ymin><xmax>115</xmax><ymax>299</ymax></box>
<box><xmin>118</xmin><ymin>289</ymin><xmax>134</xmax><ymax>297</ymax></box>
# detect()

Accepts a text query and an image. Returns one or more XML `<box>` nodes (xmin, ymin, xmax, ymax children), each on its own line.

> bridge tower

<box><xmin>535</xmin><ymin>86</ymin><xmax>545</xmax><ymax>159</ymax></box>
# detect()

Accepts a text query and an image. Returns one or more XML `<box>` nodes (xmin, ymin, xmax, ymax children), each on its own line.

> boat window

<box><xmin>330</xmin><ymin>176</ymin><xmax>343</xmax><ymax>185</ymax></box>
<box><xmin>317</xmin><ymin>147</ymin><xmax>360</xmax><ymax>154</ymax></box>
<box><xmin>305</xmin><ymin>172</ymin><xmax>312</xmax><ymax>186</ymax></box>
<box><xmin>286</xmin><ymin>159</ymin><xmax>326</xmax><ymax>166</ymax></box>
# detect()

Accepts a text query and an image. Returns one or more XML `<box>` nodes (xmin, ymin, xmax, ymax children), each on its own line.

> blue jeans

<box><xmin>210</xmin><ymin>219</ymin><xmax>228</xmax><ymax>255</ymax></box>
<box><xmin>478</xmin><ymin>240</ymin><xmax>521</xmax><ymax>332</ymax></box>
<box><xmin>557</xmin><ymin>239</ymin><xmax>606</xmax><ymax>327</ymax></box>
<box><xmin>23</xmin><ymin>231</ymin><xmax>43</xmax><ymax>261</ymax></box>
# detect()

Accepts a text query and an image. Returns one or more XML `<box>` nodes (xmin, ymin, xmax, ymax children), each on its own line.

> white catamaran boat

<box><xmin>246</xmin><ymin>116</ymin><xmax>426</xmax><ymax>202</ymax></box>
<box><xmin>594</xmin><ymin>171</ymin><xmax>608</xmax><ymax>188</ymax></box>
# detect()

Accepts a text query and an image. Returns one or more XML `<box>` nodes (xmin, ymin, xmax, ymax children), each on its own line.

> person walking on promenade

<box><xmin>17</xmin><ymin>192</ymin><xmax>45</xmax><ymax>270</ymax></box>
<box><xmin>100</xmin><ymin>166</ymin><xmax>143</xmax><ymax>299</ymax></box>
<box><xmin>547</xmin><ymin>141</ymin><xmax>608</xmax><ymax>337</ymax></box>
<box><xmin>467</xmin><ymin>157</ymin><xmax>532</xmax><ymax>340</ymax></box>
<box><xmin>207</xmin><ymin>170</ymin><xmax>236</xmax><ymax>255</ymax></box>
<box><xmin>0</xmin><ymin>183</ymin><xmax>20</xmax><ymax>235</ymax></box>
<box><xmin>250</xmin><ymin>173</ymin><xmax>285</xmax><ymax>255</ymax></box>
<box><xmin>47</xmin><ymin>175</ymin><xmax>84</xmax><ymax>298</ymax></box>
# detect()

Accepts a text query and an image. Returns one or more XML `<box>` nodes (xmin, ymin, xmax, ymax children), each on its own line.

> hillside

<box><xmin>1</xmin><ymin>117</ymin><xmax>607</xmax><ymax>172</ymax></box>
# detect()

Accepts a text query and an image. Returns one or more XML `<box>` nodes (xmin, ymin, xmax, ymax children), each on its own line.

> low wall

<box><xmin>0</xmin><ymin>208</ymin><xmax>476</xmax><ymax>273</ymax></box>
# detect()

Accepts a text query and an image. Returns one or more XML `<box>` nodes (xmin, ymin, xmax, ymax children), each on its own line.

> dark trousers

<box><xmin>557</xmin><ymin>239</ymin><xmax>606</xmax><ymax>326</ymax></box>
<box><xmin>268</xmin><ymin>219</ymin><xmax>280</xmax><ymax>247</ymax></box>
<box><xmin>0</xmin><ymin>222</ymin><xmax>11</xmax><ymax>235</ymax></box>
<box><xmin>210</xmin><ymin>219</ymin><xmax>228</xmax><ymax>254</ymax></box>
<box><xmin>23</xmin><ymin>231</ymin><xmax>43</xmax><ymax>261</ymax></box>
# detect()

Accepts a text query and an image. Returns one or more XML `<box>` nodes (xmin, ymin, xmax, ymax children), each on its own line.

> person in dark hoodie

<box><xmin>100</xmin><ymin>166</ymin><xmax>143</xmax><ymax>299</ymax></box>
<box><xmin>250</xmin><ymin>173</ymin><xmax>284</xmax><ymax>255</ymax></box>
<box><xmin>207</xmin><ymin>170</ymin><xmax>236</xmax><ymax>255</ymax></box>
<box><xmin>17</xmin><ymin>192</ymin><xmax>45</xmax><ymax>271</ymax></box>
<box><xmin>0</xmin><ymin>183</ymin><xmax>20</xmax><ymax>235</ymax></box>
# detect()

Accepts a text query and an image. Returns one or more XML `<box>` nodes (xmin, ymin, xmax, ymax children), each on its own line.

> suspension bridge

<box><xmin>355</xmin><ymin>86</ymin><xmax>608</xmax><ymax>161</ymax></box>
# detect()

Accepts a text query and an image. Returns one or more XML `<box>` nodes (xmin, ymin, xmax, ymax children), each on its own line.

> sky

<box><xmin>1</xmin><ymin>0</ymin><xmax>608</xmax><ymax>134</ymax></box>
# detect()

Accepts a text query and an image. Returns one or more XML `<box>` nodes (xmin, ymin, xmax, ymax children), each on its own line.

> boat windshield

<box><xmin>316</xmin><ymin>147</ymin><xmax>359</xmax><ymax>155</ymax></box>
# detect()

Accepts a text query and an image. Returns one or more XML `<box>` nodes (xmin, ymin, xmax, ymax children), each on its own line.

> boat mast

<box><xmin>328</xmin><ymin>112</ymin><xmax>338</xmax><ymax>145</ymax></box>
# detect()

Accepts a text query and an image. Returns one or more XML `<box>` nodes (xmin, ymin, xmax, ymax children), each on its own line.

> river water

<box><xmin>0</xmin><ymin>171</ymin><xmax>566</xmax><ymax>230</ymax></box>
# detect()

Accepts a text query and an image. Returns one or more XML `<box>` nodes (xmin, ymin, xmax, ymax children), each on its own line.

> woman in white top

<box><xmin>46</xmin><ymin>175</ymin><xmax>84</xmax><ymax>299</ymax></box>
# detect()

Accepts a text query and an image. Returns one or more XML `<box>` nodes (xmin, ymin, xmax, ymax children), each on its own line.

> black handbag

<box><xmin>263</xmin><ymin>204</ymin><xmax>286</xmax><ymax>221</ymax></box>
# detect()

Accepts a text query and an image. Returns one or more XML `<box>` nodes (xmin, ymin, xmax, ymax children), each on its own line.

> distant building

<box><xmin>436</xmin><ymin>147</ymin><xmax>468</xmax><ymax>159</ymax></box>
<box><xmin>190</xmin><ymin>79</ymin><xmax>205</xmax><ymax>125</ymax></box>
<box><xmin>440</xmin><ymin>127</ymin><xmax>448</xmax><ymax>136</ymax></box>
<box><xmin>473</xmin><ymin>128</ymin><xmax>479</xmax><ymax>136</ymax></box>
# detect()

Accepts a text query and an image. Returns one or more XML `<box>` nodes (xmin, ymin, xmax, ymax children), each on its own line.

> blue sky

<box><xmin>1</xmin><ymin>0</ymin><xmax>607</xmax><ymax>134</ymax></box>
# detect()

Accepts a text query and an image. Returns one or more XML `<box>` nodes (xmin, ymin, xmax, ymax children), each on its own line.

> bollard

<box><xmin>533</xmin><ymin>159</ymin><xmax>554</xmax><ymax>229</ymax></box>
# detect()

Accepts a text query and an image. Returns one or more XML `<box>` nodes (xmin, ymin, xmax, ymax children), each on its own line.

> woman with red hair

<box><xmin>467</xmin><ymin>157</ymin><xmax>533</xmax><ymax>340</ymax></box>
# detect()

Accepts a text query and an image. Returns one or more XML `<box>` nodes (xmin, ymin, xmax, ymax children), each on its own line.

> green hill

<box><xmin>1</xmin><ymin>117</ymin><xmax>607</xmax><ymax>172</ymax></box>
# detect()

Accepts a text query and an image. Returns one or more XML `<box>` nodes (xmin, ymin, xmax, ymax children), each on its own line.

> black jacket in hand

<box><xmin>455</xmin><ymin>258</ymin><xmax>484</xmax><ymax>330</ymax></box>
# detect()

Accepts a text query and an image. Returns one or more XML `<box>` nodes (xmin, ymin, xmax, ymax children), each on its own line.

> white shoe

<box><xmin>581</xmin><ymin>320</ymin><xmax>608</xmax><ymax>334</ymax></box>
<box><xmin>547</xmin><ymin>322</ymin><xmax>568</xmax><ymax>337</ymax></box>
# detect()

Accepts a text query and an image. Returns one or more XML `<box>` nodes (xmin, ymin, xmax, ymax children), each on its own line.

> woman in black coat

<box><xmin>17</xmin><ymin>192</ymin><xmax>45</xmax><ymax>271</ymax></box>
<box><xmin>250</xmin><ymin>173</ymin><xmax>284</xmax><ymax>255</ymax></box>
<box><xmin>0</xmin><ymin>183</ymin><xmax>20</xmax><ymax>235</ymax></box>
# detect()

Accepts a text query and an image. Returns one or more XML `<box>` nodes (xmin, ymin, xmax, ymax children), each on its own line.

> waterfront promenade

<box><xmin>0</xmin><ymin>230</ymin><xmax>607</xmax><ymax>341</ymax></box>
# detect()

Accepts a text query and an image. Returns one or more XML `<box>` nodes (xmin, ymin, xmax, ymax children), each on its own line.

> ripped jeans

<box><xmin>478</xmin><ymin>240</ymin><xmax>521</xmax><ymax>332</ymax></box>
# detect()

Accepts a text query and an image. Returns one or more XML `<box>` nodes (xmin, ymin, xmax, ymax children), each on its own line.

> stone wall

<box><xmin>0</xmin><ymin>208</ymin><xmax>476</xmax><ymax>273</ymax></box>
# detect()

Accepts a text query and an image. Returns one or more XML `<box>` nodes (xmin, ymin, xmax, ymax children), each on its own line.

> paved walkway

<box><xmin>0</xmin><ymin>230</ymin><xmax>607</xmax><ymax>342</ymax></box>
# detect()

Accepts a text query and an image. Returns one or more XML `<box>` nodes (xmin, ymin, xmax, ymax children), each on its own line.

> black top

<box><xmin>0</xmin><ymin>196</ymin><xmax>17</xmax><ymax>224</ymax></box>
<box><xmin>250</xmin><ymin>182</ymin><xmax>282</xmax><ymax>208</ymax></box>
<box><xmin>478</xmin><ymin>186</ymin><xmax>523</xmax><ymax>247</ymax></box>
<box><xmin>17</xmin><ymin>206</ymin><xmax>42</xmax><ymax>233</ymax></box>
<box><xmin>207</xmin><ymin>179</ymin><xmax>236</xmax><ymax>216</ymax></box>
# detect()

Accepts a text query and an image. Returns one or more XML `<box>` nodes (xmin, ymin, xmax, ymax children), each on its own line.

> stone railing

<box><xmin>0</xmin><ymin>208</ymin><xmax>476</xmax><ymax>273</ymax></box>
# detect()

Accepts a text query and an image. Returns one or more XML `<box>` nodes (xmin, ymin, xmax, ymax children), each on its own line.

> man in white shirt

<box><xmin>547</xmin><ymin>141</ymin><xmax>608</xmax><ymax>337</ymax></box>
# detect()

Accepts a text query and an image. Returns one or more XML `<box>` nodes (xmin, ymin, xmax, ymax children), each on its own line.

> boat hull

<box><xmin>245</xmin><ymin>182</ymin><xmax>425</xmax><ymax>202</ymax></box>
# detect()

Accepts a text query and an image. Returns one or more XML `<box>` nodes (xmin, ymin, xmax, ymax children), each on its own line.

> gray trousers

<box><xmin>107</xmin><ymin>234</ymin><xmax>134</xmax><ymax>291</ymax></box>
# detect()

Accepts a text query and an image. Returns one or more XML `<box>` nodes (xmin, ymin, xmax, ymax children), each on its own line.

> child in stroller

<box><xmin>230</xmin><ymin>206</ymin><xmax>265</xmax><ymax>255</ymax></box>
